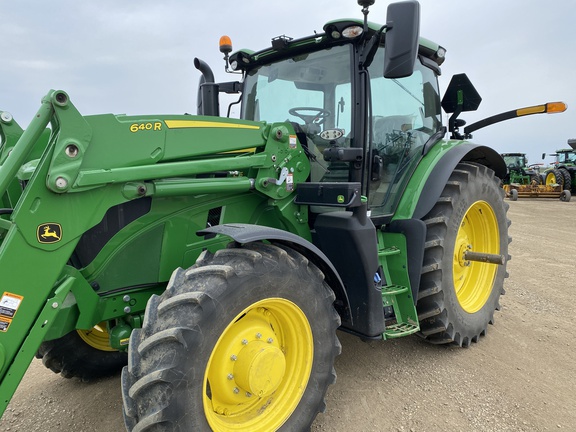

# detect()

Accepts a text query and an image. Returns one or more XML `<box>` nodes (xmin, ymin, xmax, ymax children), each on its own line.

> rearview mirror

<box><xmin>383</xmin><ymin>0</ymin><xmax>420</xmax><ymax>78</ymax></box>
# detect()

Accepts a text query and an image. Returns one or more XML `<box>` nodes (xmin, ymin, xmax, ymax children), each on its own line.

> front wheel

<box><xmin>122</xmin><ymin>242</ymin><xmax>341</xmax><ymax>431</ymax></box>
<box><xmin>417</xmin><ymin>162</ymin><xmax>510</xmax><ymax>347</ymax></box>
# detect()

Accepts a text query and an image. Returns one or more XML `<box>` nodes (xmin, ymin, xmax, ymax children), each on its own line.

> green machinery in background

<box><xmin>543</xmin><ymin>138</ymin><xmax>576</xmax><ymax>191</ymax></box>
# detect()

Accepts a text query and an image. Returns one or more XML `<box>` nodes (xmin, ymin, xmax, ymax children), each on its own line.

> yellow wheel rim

<box><xmin>546</xmin><ymin>172</ymin><xmax>557</xmax><ymax>185</ymax></box>
<box><xmin>204</xmin><ymin>298</ymin><xmax>313</xmax><ymax>431</ymax></box>
<box><xmin>453</xmin><ymin>200</ymin><xmax>499</xmax><ymax>313</ymax></box>
<box><xmin>77</xmin><ymin>322</ymin><xmax>116</xmax><ymax>352</ymax></box>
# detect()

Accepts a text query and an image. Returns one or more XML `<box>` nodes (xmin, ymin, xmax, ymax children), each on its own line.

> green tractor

<box><xmin>0</xmin><ymin>1</ymin><xmax>566</xmax><ymax>430</ymax></box>
<box><xmin>543</xmin><ymin>139</ymin><xmax>576</xmax><ymax>191</ymax></box>
<box><xmin>501</xmin><ymin>152</ymin><xmax>541</xmax><ymax>185</ymax></box>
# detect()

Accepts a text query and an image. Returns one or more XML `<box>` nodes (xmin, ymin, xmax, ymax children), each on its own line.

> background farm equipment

<box><xmin>501</xmin><ymin>152</ymin><xmax>542</xmax><ymax>185</ymax></box>
<box><xmin>500</xmin><ymin>152</ymin><xmax>571</xmax><ymax>201</ymax></box>
<box><xmin>542</xmin><ymin>138</ymin><xmax>576</xmax><ymax>192</ymax></box>
<box><xmin>503</xmin><ymin>182</ymin><xmax>571</xmax><ymax>201</ymax></box>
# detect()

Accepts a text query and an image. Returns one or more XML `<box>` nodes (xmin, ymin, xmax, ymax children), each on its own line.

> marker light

<box><xmin>545</xmin><ymin>102</ymin><xmax>568</xmax><ymax>113</ymax></box>
<box><xmin>342</xmin><ymin>25</ymin><xmax>363</xmax><ymax>38</ymax></box>
<box><xmin>517</xmin><ymin>102</ymin><xmax>567</xmax><ymax>117</ymax></box>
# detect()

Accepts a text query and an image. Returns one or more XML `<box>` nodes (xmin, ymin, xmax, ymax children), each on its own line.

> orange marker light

<box><xmin>517</xmin><ymin>101</ymin><xmax>567</xmax><ymax>117</ymax></box>
<box><xmin>219</xmin><ymin>35</ymin><xmax>233</xmax><ymax>54</ymax></box>
<box><xmin>545</xmin><ymin>101</ymin><xmax>568</xmax><ymax>113</ymax></box>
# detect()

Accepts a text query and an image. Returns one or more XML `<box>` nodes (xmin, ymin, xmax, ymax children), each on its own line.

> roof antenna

<box><xmin>358</xmin><ymin>0</ymin><xmax>375</xmax><ymax>34</ymax></box>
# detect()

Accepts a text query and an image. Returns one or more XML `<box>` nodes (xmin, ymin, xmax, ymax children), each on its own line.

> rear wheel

<box><xmin>36</xmin><ymin>322</ymin><xmax>127</xmax><ymax>380</ymax></box>
<box><xmin>122</xmin><ymin>242</ymin><xmax>341</xmax><ymax>431</ymax></box>
<box><xmin>545</xmin><ymin>168</ymin><xmax>564</xmax><ymax>187</ymax></box>
<box><xmin>559</xmin><ymin>168</ymin><xmax>572</xmax><ymax>190</ymax></box>
<box><xmin>417</xmin><ymin>162</ymin><xmax>510</xmax><ymax>347</ymax></box>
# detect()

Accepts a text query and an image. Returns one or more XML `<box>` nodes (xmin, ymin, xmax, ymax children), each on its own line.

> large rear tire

<box><xmin>122</xmin><ymin>242</ymin><xmax>341</xmax><ymax>431</ymax></box>
<box><xmin>559</xmin><ymin>168</ymin><xmax>572</xmax><ymax>190</ymax></box>
<box><xmin>545</xmin><ymin>168</ymin><xmax>564</xmax><ymax>187</ymax></box>
<box><xmin>36</xmin><ymin>322</ymin><xmax>127</xmax><ymax>380</ymax></box>
<box><xmin>417</xmin><ymin>162</ymin><xmax>510</xmax><ymax>347</ymax></box>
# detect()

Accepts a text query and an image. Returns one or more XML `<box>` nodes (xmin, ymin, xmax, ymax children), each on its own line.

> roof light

<box><xmin>342</xmin><ymin>25</ymin><xmax>363</xmax><ymax>38</ymax></box>
<box><xmin>436</xmin><ymin>47</ymin><xmax>446</xmax><ymax>59</ymax></box>
<box><xmin>219</xmin><ymin>35</ymin><xmax>233</xmax><ymax>54</ymax></box>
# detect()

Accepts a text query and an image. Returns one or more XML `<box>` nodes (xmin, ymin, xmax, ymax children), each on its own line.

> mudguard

<box><xmin>197</xmin><ymin>223</ymin><xmax>352</xmax><ymax>324</ymax></box>
<box><xmin>404</xmin><ymin>143</ymin><xmax>506</xmax><ymax>221</ymax></box>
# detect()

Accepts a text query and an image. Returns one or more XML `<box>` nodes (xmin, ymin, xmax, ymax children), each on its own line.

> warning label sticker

<box><xmin>0</xmin><ymin>317</ymin><xmax>10</xmax><ymax>332</ymax></box>
<box><xmin>0</xmin><ymin>292</ymin><xmax>24</xmax><ymax>319</ymax></box>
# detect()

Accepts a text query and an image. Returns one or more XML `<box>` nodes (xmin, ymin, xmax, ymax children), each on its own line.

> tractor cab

<box><xmin>501</xmin><ymin>152</ymin><xmax>540</xmax><ymax>185</ymax></box>
<box><xmin>202</xmin><ymin>1</ymin><xmax>448</xmax><ymax>224</ymax></box>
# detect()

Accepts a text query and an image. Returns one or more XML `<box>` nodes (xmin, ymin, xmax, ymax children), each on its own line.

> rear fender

<box><xmin>396</xmin><ymin>142</ymin><xmax>506</xmax><ymax>221</ymax></box>
<box><xmin>198</xmin><ymin>223</ymin><xmax>351</xmax><ymax>325</ymax></box>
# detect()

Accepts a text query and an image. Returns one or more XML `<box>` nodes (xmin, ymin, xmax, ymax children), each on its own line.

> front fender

<box><xmin>395</xmin><ymin>141</ymin><xmax>505</xmax><ymax>221</ymax></box>
<box><xmin>197</xmin><ymin>223</ymin><xmax>351</xmax><ymax>325</ymax></box>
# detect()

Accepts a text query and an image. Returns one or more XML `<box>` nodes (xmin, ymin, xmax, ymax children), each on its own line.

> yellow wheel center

<box><xmin>204</xmin><ymin>298</ymin><xmax>313</xmax><ymax>431</ymax></box>
<box><xmin>234</xmin><ymin>341</ymin><xmax>286</xmax><ymax>397</ymax></box>
<box><xmin>452</xmin><ymin>200</ymin><xmax>499</xmax><ymax>313</ymax></box>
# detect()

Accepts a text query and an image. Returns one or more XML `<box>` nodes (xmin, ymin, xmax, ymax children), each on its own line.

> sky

<box><xmin>1</xmin><ymin>0</ymin><xmax>574</xmax><ymax>166</ymax></box>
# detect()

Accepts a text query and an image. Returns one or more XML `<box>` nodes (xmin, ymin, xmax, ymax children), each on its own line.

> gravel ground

<box><xmin>1</xmin><ymin>198</ymin><xmax>575</xmax><ymax>431</ymax></box>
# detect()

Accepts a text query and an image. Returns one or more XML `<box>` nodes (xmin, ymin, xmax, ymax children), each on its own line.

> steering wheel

<box><xmin>289</xmin><ymin>107</ymin><xmax>331</xmax><ymax>125</ymax></box>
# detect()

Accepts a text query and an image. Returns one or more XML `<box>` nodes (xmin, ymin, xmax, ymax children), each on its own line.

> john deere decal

<box><xmin>37</xmin><ymin>223</ymin><xmax>62</xmax><ymax>244</ymax></box>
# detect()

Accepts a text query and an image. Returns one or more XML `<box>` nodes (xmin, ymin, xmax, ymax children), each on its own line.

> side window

<box><xmin>367</xmin><ymin>48</ymin><xmax>442</xmax><ymax>216</ymax></box>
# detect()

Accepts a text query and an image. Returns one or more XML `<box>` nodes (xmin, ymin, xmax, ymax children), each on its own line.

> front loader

<box><xmin>0</xmin><ymin>1</ymin><xmax>567</xmax><ymax>430</ymax></box>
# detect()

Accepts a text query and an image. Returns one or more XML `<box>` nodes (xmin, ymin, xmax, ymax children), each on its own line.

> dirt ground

<box><xmin>1</xmin><ymin>198</ymin><xmax>575</xmax><ymax>432</ymax></box>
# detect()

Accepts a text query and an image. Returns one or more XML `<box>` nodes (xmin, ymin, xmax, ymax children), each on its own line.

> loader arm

<box><xmin>0</xmin><ymin>89</ymin><xmax>317</xmax><ymax>416</ymax></box>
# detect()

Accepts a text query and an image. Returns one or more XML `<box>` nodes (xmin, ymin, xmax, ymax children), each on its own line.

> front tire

<box><xmin>122</xmin><ymin>242</ymin><xmax>341</xmax><ymax>431</ymax></box>
<box><xmin>417</xmin><ymin>162</ymin><xmax>510</xmax><ymax>347</ymax></box>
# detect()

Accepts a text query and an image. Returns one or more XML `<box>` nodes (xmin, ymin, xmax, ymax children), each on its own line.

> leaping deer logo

<box><xmin>37</xmin><ymin>223</ymin><xmax>62</xmax><ymax>243</ymax></box>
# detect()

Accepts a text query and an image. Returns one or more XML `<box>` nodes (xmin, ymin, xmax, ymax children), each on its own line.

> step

<box><xmin>383</xmin><ymin>321</ymin><xmax>420</xmax><ymax>339</ymax></box>
<box><xmin>381</xmin><ymin>284</ymin><xmax>409</xmax><ymax>296</ymax></box>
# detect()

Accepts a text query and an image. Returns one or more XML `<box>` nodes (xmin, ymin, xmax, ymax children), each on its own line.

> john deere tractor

<box><xmin>0</xmin><ymin>1</ymin><xmax>566</xmax><ymax>430</ymax></box>
<box><xmin>501</xmin><ymin>152</ymin><xmax>541</xmax><ymax>185</ymax></box>
<box><xmin>543</xmin><ymin>138</ymin><xmax>576</xmax><ymax>191</ymax></box>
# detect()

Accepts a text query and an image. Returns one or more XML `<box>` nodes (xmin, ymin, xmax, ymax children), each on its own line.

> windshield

<box><xmin>241</xmin><ymin>45</ymin><xmax>353</xmax><ymax>183</ymax></box>
<box><xmin>503</xmin><ymin>155</ymin><xmax>526</xmax><ymax>169</ymax></box>
<box><xmin>558</xmin><ymin>152</ymin><xmax>576</xmax><ymax>164</ymax></box>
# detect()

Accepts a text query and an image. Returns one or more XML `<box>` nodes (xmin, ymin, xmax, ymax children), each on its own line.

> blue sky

<box><xmin>1</xmin><ymin>0</ymin><xmax>574</xmax><ymax>165</ymax></box>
